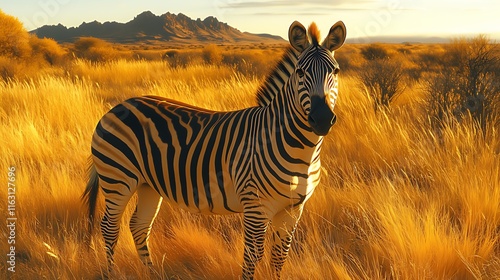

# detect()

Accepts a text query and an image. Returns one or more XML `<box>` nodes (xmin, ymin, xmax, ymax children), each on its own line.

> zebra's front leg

<box><xmin>241</xmin><ymin>212</ymin><xmax>269</xmax><ymax>280</ymax></box>
<box><xmin>270</xmin><ymin>205</ymin><xmax>304</xmax><ymax>279</ymax></box>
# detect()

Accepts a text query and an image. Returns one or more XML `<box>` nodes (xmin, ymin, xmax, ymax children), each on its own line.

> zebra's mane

<box><xmin>256</xmin><ymin>47</ymin><xmax>299</xmax><ymax>106</ymax></box>
<box><xmin>308</xmin><ymin>22</ymin><xmax>320</xmax><ymax>46</ymax></box>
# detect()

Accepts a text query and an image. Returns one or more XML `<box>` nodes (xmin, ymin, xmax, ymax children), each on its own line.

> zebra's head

<box><xmin>288</xmin><ymin>21</ymin><xmax>346</xmax><ymax>136</ymax></box>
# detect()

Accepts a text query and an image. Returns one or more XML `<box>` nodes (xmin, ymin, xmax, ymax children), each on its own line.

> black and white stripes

<box><xmin>82</xmin><ymin>20</ymin><xmax>346</xmax><ymax>280</ymax></box>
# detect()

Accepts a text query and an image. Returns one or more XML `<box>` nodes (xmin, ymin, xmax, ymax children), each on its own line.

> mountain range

<box><xmin>32</xmin><ymin>11</ymin><xmax>285</xmax><ymax>44</ymax></box>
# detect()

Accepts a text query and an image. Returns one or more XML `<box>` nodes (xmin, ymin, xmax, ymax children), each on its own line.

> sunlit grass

<box><xmin>1</xmin><ymin>56</ymin><xmax>499</xmax><ymax>279</ymax></box>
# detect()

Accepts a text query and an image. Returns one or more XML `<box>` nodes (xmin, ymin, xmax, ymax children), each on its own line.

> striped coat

<box><xmin>83</xmin><ymin>20</ymin><xmax>346</xmax><ymax>280</ymax></box>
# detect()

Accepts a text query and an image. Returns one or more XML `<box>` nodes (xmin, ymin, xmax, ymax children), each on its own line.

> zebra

<box><xmin>82</xmin><ymin>20</ymin><xmax>346</xmax><ymax>279</ymax></box>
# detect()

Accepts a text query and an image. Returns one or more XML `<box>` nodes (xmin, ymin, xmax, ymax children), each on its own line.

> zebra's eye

<box><xmin>296</xmin><ymin>68</ymin><xmax>305</xmax><ymax>78</ymax></box>
<box><xmin>333</xmin><ymin>68</ymin><xmax>340</xmax><ymax>75</ymax></box>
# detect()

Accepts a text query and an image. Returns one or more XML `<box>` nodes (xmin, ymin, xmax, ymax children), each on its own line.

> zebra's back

<box><xmin>91</xmin><ymin>95</ymin><xmax>261</xmax><ymax>214</ymax></box>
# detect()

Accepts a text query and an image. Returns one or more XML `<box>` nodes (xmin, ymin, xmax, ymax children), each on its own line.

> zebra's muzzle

<box><xmin>308</xmin><ymin>96</ymin><xmax>336</xmax><ymax>136</ymax></box>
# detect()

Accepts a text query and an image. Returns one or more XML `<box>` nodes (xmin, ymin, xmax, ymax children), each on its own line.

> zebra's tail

<box><xmin>82</xmin><ymin>157</ymin><xmax>100</xmax><ymax>237</ymax></box>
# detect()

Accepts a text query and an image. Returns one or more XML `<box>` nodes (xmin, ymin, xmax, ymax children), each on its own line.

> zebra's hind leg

<box><xmin>269</xmin><ymin>205</ymin><xmax>304</xmax><ymax>279</ymax></box>
<box><xmin>129</xmin><ymin>184</ymin><xmax>163</xmax><ymax>266</ymax></box>
<box><xmin>100</xmin><ymin>180</ymin><xmax>136</xmax><ymax>271</ymax></box>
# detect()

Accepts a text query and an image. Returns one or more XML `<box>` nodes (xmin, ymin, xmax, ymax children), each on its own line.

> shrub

<box><xmin>163</xmin><ymin>50</ymin><xmax>183</xmax><ymax>67</ymax></box>
<box><xmin>0</xmin><ymin>10</ymin><xmax>31</xmax><ymax>58</ymax></box>
<box><xmin>163</xmin><ymin>50</ymin><xmax>179</xmax><ymax>60</ymax></box>
<box><xmin>0</xmin><ymin>55</ymin><xmax>17</xmax><ymax>80</ymax></box>
<box><xmin>360</xmin><ymin>44</ymin><xmax>389</xmax><ymax>60</ymax></box>
<box><xmin>423</xmin><ymin>71</ymin><xmax>463</xmax><ymax>128</ymax></box>
<box><xmin>425</xmin><ymin>36</ymin><xmax>500</xmax><ymax>130</ymax></box>
<box><xmin>414</xmin><ymin>46</ymin><xmax>447</xmax><ymax>77</ymax></box>
<box><xmin>358</xmin><ymin>57</ymin><xmax>406</xmax><ymax>112</ymax></box>
<box><xmin>29</xmin><ymin>35</ymin><xmax>67</xmax><ymax>65</ymax></box>
<box><xmin>0</xmin><ymin>11</ymin><xmax>69</xmax><ymax>79</ymax></box>
<box><xmin>334</xmin><ymin>51</ymin><xmax>352</xmax><ymax>72</ymax></box>
<box><xmin>72</xmin><ymin>37</ymin><xmax>120</xmax><ymax>62</ymax></box>
<box><xmin>202</xmin><ymin>44</ymin><xmax>223</xmax><ymax>65</ymax></box>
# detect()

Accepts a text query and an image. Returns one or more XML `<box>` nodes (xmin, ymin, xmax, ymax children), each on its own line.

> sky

<box><xmin>2</xmin><ymin>0</ymin><xmax>499</xmax><ymax>42</ymax></box>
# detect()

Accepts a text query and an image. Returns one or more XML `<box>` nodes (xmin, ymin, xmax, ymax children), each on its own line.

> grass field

<box><xmin>1</xmin><ymin>12</ymin><xmax>500</xmax><ymax>279</ymax></box>
<box><xmin>1</xmin><ymin>52</ymin><xmax>499</xmax><ymax>279</ymax></box>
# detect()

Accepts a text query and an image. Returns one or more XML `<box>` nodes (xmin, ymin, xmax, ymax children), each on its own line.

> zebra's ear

<box><xmin>288</xmin><ymin>21</ymin><xmax>310</xmax><ymax>52</ymax></box>
<box><xmin>322</xmin><ymin>21</ymin><xmax>346</xmax><ymax>52</ymax></box>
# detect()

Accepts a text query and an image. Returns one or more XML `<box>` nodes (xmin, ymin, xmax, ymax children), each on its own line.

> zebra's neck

<box><xmin>256</xmin><ymin>47</ymin><xmax>299</xmax><ymax>106</ymax></box>
<box><xmin>256</xmin><ymin>46</ymin><xmax>322</xmax><ymax>148</ymax></box>
<box><xmin>255</xmin><ymin>45</ymin><xmax>322</xmax><ymax>160</ymax></box>
<box><xmin>270</xmin><ymin>71</ymin><xmax>322</xmax><ymax>148</ymax></box>
<box><xmin>253</xmin><ymin>79</ymin><xmax>323</xmax><ymax>201</ymax></box>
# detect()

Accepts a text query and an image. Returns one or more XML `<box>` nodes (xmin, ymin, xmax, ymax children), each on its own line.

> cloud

<box><xmin>217</xmin><ymin>0</ymin><xmax>380</xmax><ymax>10</ymax></box>
<box><xmin>251</xmin><ymin>12</ymin><xmax>332</xmax><ymax>16</ymax></box>
<box><xmin>403</xmin><ymin>0</ymin><xmax>497</xmax><ymax>12</ymax></box>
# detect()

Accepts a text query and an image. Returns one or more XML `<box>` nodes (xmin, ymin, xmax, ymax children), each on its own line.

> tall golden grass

<box><xmin>2</xmin><ymin>9</ymin><xmax>499</xmax><ymax>279</ymax></box>
<box><xmin>1</xmin><ymin>52</ymin><xmax>499</xmax><ymax>279</ymax></box>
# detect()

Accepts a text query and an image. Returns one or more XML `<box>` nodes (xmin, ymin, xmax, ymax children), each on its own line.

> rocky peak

<box><xmin>31</xmin><ymin>11</ymin><xmax>285</xmax><ymax>44</ymax></box>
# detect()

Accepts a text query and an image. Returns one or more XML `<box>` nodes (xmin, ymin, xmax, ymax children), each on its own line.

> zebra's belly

<box><xmin>153</xmin><ymin>178</ymin><xmax>244</xmax><ymax>215</ymax></box>
<box><xmin>166</xmin><ymin>194</ymin><xmax>244</xmax><ymax>215</ymax></box>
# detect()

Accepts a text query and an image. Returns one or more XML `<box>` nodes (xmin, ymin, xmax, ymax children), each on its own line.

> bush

<box><xmin>0</xmin><ymin>10</ymin><xmax>31</xmax><ymax>58</ymax></box>
<box><xmin>163</xmin><ymin>50</ymin><xmax>179</xmax><ymax>60</ymax></box>
<box><xmin>360</xmin><ymin>44</ymin><xmax>389</xmax><ymax>60</ymax></box>
<box><xmin>29</xmin><ymin>36</ymin><xmax>67</xmax><ymax>65</ymax></box>
<box><xmin>334</xmin><ymin>51</ymin><xmax>353</xmax><ymax>72</ymax></box>
<box><xmin>163</xmin><ymin>50</ymin><xmax>183</xmax><ymax>67</ymax></box>
<box><xmin>0</xmin><ymin>55</ymin><xmax>17</xmax><ymax>80</ymax></box>
<box><xmin>423</xmin><ymin>71</ymin><xmax>463</xmax><ymax>128</ymax></box>
<box><xmin>202</xmin><ymin>44</ymin><xmax>223</xmax><ymax>65</ymax></box>
<box><xmin>358</xmin><ymin>57</ymin><xmax>406</xmax><ymax>112</ymax></box>
<box><xmin>73</xmin><ymin>37</ymin><xmax>121</xmax><ymax>62</ymax></box>
<box><xmin>414</xmin><ymin>46</ymin><xmax>447</xmax><ymax>78</ymax></box>
<box><xmin>425</xmin><ymin>36</ymin><xmax>500</xmax><ymax>130</ymax></box>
